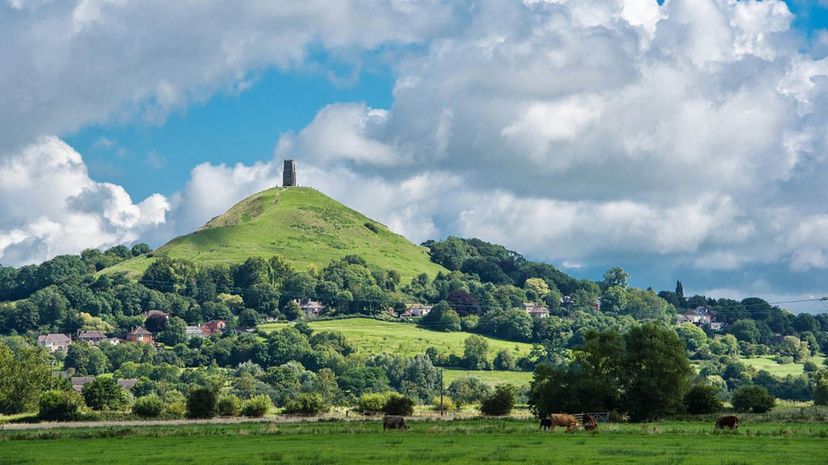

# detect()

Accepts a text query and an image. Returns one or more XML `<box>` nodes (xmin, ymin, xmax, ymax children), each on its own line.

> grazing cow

<box><xmin>715</xmin><ymin>416</ymin><xmax>739</xmax><ymax>430</ymax></box>
<box><xmin>383</xmin><ymin>415</ymin><xmax>408</xmax><ymax>430</ymax></box>
<box><xmin>545</xmin><ymin>414</ymin><xmax>578</xmax><ymax>433</ymax></box>
<box><xmin>582</xmin><ymin>414</ymin><xmax>598</xmax><ymax>431</ymax></box>
<box><xmin>539</xmin><ymin>418</ymin><xmax>553</xmax><ymax>430</ymax></box>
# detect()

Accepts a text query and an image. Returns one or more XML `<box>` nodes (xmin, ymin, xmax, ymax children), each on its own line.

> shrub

<box><xmin>241</xmin><ymin>394</ymin><xmax>272</xmax><ymax>417</ymax></box>
<box><xmin>83</xmin><ymin>377</ymin><xmax>128</xmax><ymax>411</ymax></box>
<box><xmin>493</xmin><ymin>350</ymin><xmax>516</xmax><ymax>370</ymax></box>
<box><xmin>186</xmin><ymin>387</ymin><xmax>218</xmax><ymax>419</ymax></box>
<box><xmin>165</xmin><ymin>401</ymin><xmax>186</xmax><ymax>419</ymax></box>
<box><xmin>432</xmin><ymin>396</ymin><xmax>456</xmax><ymax>412</ymax></box>
<box><xmin>814</xmin><ymin>378</ymin><xmax>828</xmax><ymax>406</ymax></box>
<box><xmin>448</xmin><ymin>377</ymin><xmax>492</xmax><ymax>407</ymax></box>
<box><xmin>683</xmin><ymin>384</ymin><xmax>722</xmax><ymax>414</ymax></box>
<box><xmin>480</xmin><ymin>384</ymin><xmax>516</xmax><ymax>416</ymax></box>
<box><xmin>218</xmin><ymin>394</ymin><xmax>243</xmax><ymax>417</ymax></box>
<box><xmin>132</xmin><ymin>394</ymin><xmax>165</xmax><ymax>418</ymax></box>
<box><xmin>383</xmin><ymin>393</ymin><xmax>415</xmax><ymax>416</ymax></box>
<box><xmin>283</xmin><ymin>393</ymin><xmax>328</xmax><ymax>415</ymax></box>
<box><xmin>38</xmin><ymin>390</ymin><xmax>84</xmax><ymax>421</ymax></box>
<box><xmin>731</xmin><ymin>385</ymin><xmax>775</xmax><ymax>413</ymax></box>
<box><xmin>357</xmin><ymin>392</ymin><xmax>392</xmax><ymax>413</ymax></box>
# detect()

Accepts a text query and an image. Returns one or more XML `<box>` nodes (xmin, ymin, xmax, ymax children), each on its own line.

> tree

<box><xmin>448</xmin><ymin>377</ymin><xmax>492</xmax><ymax>407</ymax></box>
<box><xmin>283</xmin><ymin>393</ymin><xmax>328</xmax><ymax>415</ymax></box>
<box><xmin>463</xmin><ymin>335</ymin><xmax>490</xmax><ymax>370</ymax></box>
<box><xmin>283</xmin><ymin>300</ymin><xmax>303</xmax><ymax>321</ymax></box>
<box><xmin>0</xmin><ymin>341</ymin><xmax>52</xmax><ymax>414</ymax></box>
<box><xmin>131</xmin><ymin>243</ymin><xmax>151</xmax><ymax>256</ymax></box>
<box><xmin>621</xmin><ymin>323</ymin><xmax>693</xmax><ymax>421</ymax></box>
<box><xmin>683</xmin><ymin>384</ymin><xmax>722</xmax><ymax>414</ymax></box>
<box><xmin>728</xmin><ymin>319</ymin><xmax>762</xmax><ymax>344</ymax></box>
<box><xmin>478</xmin><ymin>307</ymin><xmax>533</xmax><ymax>341</ymax></box>
<box><xmin>158</xmin><ymin>316</ymin><xmax>187</xmax><ymax>346</ymax></box>
<box><xmin>186</xmin><ymin>387</ymin><xmax>218</xmax><ymax>419</ymax></box>
<box><xmin>602</xmin><ymin>267</ymin><xmax>629</xmax><ymax>289</ymax></box>
<box><xmin>494</xmin><ymin>349</ymin><xmax>516</xmax><ymax>370</ymax></box>
<box><xmin>731</xmin><ymin>385</ymin><xmax>775</xmax><ymax>413</ymax></box>
<box><xmin>675</xmin><ymin>323</ymin><xmax>709</xmax><ymax>354</ymax></box>
<box><xmin>64</xmin><ymin>343</ymin><xmax>109</xmax><ymax>375</ymax></box>
<box><xmin>241</xmin><ymin>394</ymin><xmax>272</xmax><ymax>417</ymax></box>
<box><xmin>778</xmin><ymin>336</ymin><xmax>810</xmax><ymax>362</ymax></box>
<box><xmin>601</xmin><ymin>286</ymin><xmax>628</xmax><ymax>313</ymax></box>
<box><xmin>814</xmin><ymin>373</ymin><xmax>828</xmax><ymax>406</ymax></box>
<box><xmin>38</xmin><ymin>389</ymin><xmax>84</xmax><ymax>421</ymax></box>
<box><xmin>675</xmin><ymin>280</ymin><xmax>685</xmax><ymax>302</ymax></box>
<box><xmin>383</xmin><ymin>393</ymin><xmax>415</xmax><ymax>416</ymax></box>
<box><xmin>238</xmin><ymin>308</ymin><xmax>261</xmax><ymax>328</ymax></box>
<box><xmin>83</xmin><ymin>377</ymin><xmax>128</xmax><ymax>411</ymax></box>
<box><xmin>132</xmin><ymin>394</ymin><xmax>165</xmax><ymax>418</ymax></box>
<box><xmin>524</xmin><ymin>278</ymin><xmax>550</xmax><ymax>303</ymax></box>
<box><xmin>421</xmin><ymin>302</ymin><xmax>461</xmax><ymax>332</ymax></box>
<box><xmin>480</xmin><ymin>384</ymin><xmax>516</xmax><ymax>416</ymax></box>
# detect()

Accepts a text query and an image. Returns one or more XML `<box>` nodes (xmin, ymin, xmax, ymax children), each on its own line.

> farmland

<box><xmin>1</xmin><ymin>418</ymin><xmax>827</xmax><ymax>465</ymax></box>
<box><xmin>741</xmin><ymin>355</ymin><xmax>826</xmax><ymax>377</ymax></box>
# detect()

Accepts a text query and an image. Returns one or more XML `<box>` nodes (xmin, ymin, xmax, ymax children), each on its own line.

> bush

<box><xmin>480</xmin><ymin>384</ymin><xmax>515</xmax><ymax>416</ymax></box>
<box><xmin>683</xmin><ymin>384</ymin><xmax>722</xmax><ymax>414</ymax></box>
<box><xmin>132</xmin><ymin>394</ymin><xmax>165</xmax><ymax>418</ymax></box>
<box><xmin>731</xmin><ymin>385</ymin><xmax>775</xmax><ymax>413</ymax></box>
<box><xmin>493</xmin><ymin>350</ymin><xmax>516</xmax><ymax>370</ymax></box>
<box><xmin>38</xmin><ymin>390</ymin><xmax>84</xmax><ymax>421</ymax></box>
<box><xmin>186</xmin><ymin>387</ymin><xmax>218</xmax><ymax>419</ymax></box>
<box><xmin>83</xmin><ymin>377</ymin><xmax>128</xmax><ymax>411</ymax></box>
<box><xmin>432</xmin><ymin>396</ymin><xmax>456</xmax><ymax>412</ymax></box>
<box><xmin>357</xmin><ymin>392</ymin><xmax>392</xmax><ymax>413</ymax></box>
<box><xmin>241</xmin><ymin>394</ymin><xmax>271</xmax><ymax>417</ymax></box>
<box><xmin>165</xmin><ymin>401</ymin><xmax>186</xmax><ymax>419</ymax></box>
<box><xmin>448</xmin><ymin>377</ymin><xmax>492</xmax><ymax>407</ymax></box>
<box><xmin>775</xmin><ymin>355</ymin><xmax>794</xmax><ymax>365</ymax></box>
<box><xmin>218</xmin><ymin>394</ymin><xmax>243</xmax><ymax>417</ymax></box>
<box><xmin>283</xmin><ymin>393</ymin><xmax>328</xmax><ymax>415</ymax></box>
<box><xmin>383</xmin><ymin>393</ymin><xmax>415</xmax><ymax>416</ymax></box>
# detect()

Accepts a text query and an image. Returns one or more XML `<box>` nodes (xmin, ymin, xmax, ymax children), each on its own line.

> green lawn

<box><xmin>2</xmin><ymin>419</ymin><xmax>827</xmax><ymax>465</ymax></box>
<box><xmin>742</xmin><ymin>355</ymin><xmax>826</xmax><ymax>377</ymax></box>
<box><xmin>443</xmin><ymin>369</ymin><xmax>534</xmax><ymax>387</ymax></box>
<box><xmin>260</xmin><ymin>318</ymin><xmax>534</xmax><ymax>360</ymax></box>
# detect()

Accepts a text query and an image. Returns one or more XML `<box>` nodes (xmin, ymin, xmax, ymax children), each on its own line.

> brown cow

<box><xmin>545</xmin><ymin>414</ymin><xmax>578</xmax><ymax>433</ymax></box>
<box><xmin>383</xmin><ymin>415</ymin><xmax>408</xmax><ymax>430</ymax></box>
<box><xmin>582</xmin><ymin>413</ymin><xmax>598</xmax><ymax>431</ymax></box>
<box><xmin>715</xmin><ymin>416</ymin><xmax>739</xmax><ymax>430</ymax></box>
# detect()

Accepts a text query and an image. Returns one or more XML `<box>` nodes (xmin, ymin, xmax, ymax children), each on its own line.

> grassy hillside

<box><xmin>107</xmin><ymin>187</ymin><xmax>446</xmax><ymax>280</ymax></box>
<box><xmin>742</xmin><ymin>355</ymin><xmax>826</xmax><ymax>377</ymax></box>
<box><xmin>260</xmin><ymin>318</ymin><xmax>533</xmax><ymax>361</ymax></box>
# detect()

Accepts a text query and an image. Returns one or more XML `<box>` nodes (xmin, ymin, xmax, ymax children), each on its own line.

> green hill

<box><xmin>107</xmin><ymin>187</ymin><xmax>446</xmax><ymax>280</ymax></box>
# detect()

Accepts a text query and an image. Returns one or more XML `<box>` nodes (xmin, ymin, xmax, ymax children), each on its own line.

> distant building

<box><xmin>185</xmin><ymin>326</ymin><xmax>203</xmax><ymax>339</ymax></box>
<box><xmin>37</xmin><ymin>334</ymin><xmax>72</xmax><ymax>353</ymax></box>
<box><xmin>283</xmin><ymin>159</ymin><xmax>297</xmax><ymax>187</ymax></box>
<box><xmin>400</xmin><ymin>304</ymin><xmax>433</xmax><ymax>318</ymax></box>
<box><xmin>201</xmin><ymin>320</ymin><xmax>227</xmax><ymax>337</ymax></box>
<box><xmin>76</xmin><ymin>330</ymin><xmax>107</xmax><ymax>345</ymax></box>
<box><xmin>299</xmin><ymin>300</ymin><xmax>326</xmax><ymax>319</ymax></box>
<box><xmin>523</xmin><ymin>302</ymin><xmax>550</xmax><ymax>319</ymax></box>
<box><xmin>117</xmin><ymin>378</ymin><xmax>138</xmax><ymax>391</ymax></box>
<box><xmin>126</xmin><ymin>327</ymin><xmax>154</xmax><ymax>344</ymax></box>
<box><xmin>676</xmin><ymin>307</ymin><xmax>713</xmax><ymax>326</ymax></box>
<box><xmin>71</xmin><ymin>376</ymin><xmax>95</xmax><ymax>393</ymax></box>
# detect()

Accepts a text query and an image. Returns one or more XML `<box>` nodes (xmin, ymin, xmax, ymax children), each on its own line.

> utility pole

<box><xmin>439</xmin><ymin>368</ymin><xmax>444</xmax><ymax>417</ymax></box>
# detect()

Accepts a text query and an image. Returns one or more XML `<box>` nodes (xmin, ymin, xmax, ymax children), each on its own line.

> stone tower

<box><xmin>283</xmin><ymin>159</ymin><xmax>296</xmax><ymax>187</ymax></box>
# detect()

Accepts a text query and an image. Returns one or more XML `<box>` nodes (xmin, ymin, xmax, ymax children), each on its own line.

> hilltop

<box><xmin>107</xmin><ymin>187</ymin><xmax>446</xmax><ymax>279</ymax></box>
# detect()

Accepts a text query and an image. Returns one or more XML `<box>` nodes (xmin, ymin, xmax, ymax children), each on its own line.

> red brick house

<box><xmin>126</xmin><ymin>327</ymin><xmax>153</xmax><ymax>344</ymax></box>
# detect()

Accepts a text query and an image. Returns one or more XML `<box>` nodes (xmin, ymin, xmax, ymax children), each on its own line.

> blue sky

<box><xmin>3</xmin><ymin>0</ymin><xmax>828</xmax><ymax>310</ymax></box>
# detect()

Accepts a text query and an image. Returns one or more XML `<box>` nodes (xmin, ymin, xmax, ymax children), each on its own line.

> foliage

<box><xmin>217</xmin><ymin>394</ymin><xmax>242</xmax><ymax>416</ymax></box>
<box><xmin>132</xmin><ymin>394</ymin><xmax>165</xmax><ymax>418</ymax></box>
<box><xmin>683</xmin><ymin>384</ymin><xmax>722</xmax><ymax>414</ymax></box>
<box><xmin>0</xmin><ymin>340</ymin><xmax>51</xmax><ymax>414</ymax></box>
<box><xmin>447</xmin><ymin>377</ymin><xmax>492</xmax><ymax>407</ymax></box>
<box><xmin>241</xmin><ymin>394</ymin><xmax>272</xmax><ymax>417</ymax></box>
<box><xmin>38</xmin><ymin>389</ymin><xmax>84</xmax><ymax>421</ymax></box>
<box><xmin>463</xmin><ymin>335</ymin><xmax>490</xmax><ymax>370</ymax></box>
<box><xmin>480</xmin><ymin>384</ymin><xmax>516</xmax><ymax>416</ymax></box>
<box><xmin>187</xmin><ymin>387</ymin><xmax>219</xmax><ymax>419</ymax></box>
<box><xmin>731</xmin><ymin>385</ymin><xmax>776</xmax><ymax>413</ymax></box>
<box><xmin>357</xmin><ymin>392</ymin><xmax>392</xmax><ymax>413</ymax></box>
<box><xmin>432</xmin><ymin>395</ymin><xmax>456</xmax><ymax>412</ymax></box>
<box><xmin>83</xmin><ymin>377</ymin><xmax>128</xmax><ymax>411</ymax></box>
<box><xmin>283</xmin><ymin>393</ymin><xmax>328</xmax><ymax>415</ymax></box>
<box><xmin>383</xmin><ymin>393</ymin><xmax>415</xmax><ymax>416</ymax></box>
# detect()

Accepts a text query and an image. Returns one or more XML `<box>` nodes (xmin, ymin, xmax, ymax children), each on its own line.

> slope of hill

<box><xmin>107</xmin><ymin>187</ymin><xmax>446</xmax><ymax>280</ymax></box>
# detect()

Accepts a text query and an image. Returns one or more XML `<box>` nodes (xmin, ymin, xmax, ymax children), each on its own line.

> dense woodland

<box><xmin>1</xmin><ymin>237</ymin><xmax>828</xmax><ymax>421</ymax></box>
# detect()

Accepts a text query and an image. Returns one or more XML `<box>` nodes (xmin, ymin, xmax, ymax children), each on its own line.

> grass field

<box><xmin>442</xmin><ymin>369</ymin><xmax>534</xmax><ymax>387</ymax></box>
<box><xmin>1</xmin><ymin>418</ymin><xmax>827</xmax><ymax>464</ymax></box>
<box><xmin>742</xmin><ymin>355</ymin><xmax>826</xmax><ymax>377</ymax></box>
<box><xmin>260</xmin><ymin>318</ymin><xmax>534</xmax><ymax>360</ymax></box>
<box><xmin>105</xmin><ymin>187</ymin><xmax>446</xmax><ymax>280</ymax></box>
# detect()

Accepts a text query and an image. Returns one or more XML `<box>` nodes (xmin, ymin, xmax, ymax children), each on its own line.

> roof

<box><xmin>37</xmin><ymin>334</ymin><xmax>71</xmax><ymax>344</ymax></box>
<box><xmin>77</xmin><ymin>330</ymin><xmax>106</xmax><ymax>339</ymax></box>
<box><xmin>117</xmin><ymin>378</ymin><xmax>138</xmax><ymax>390</ymax></box>
<box><xmin>128</xmin><ymin>327</ymin><xmax>152</xmax><ymax>336</ymax></box>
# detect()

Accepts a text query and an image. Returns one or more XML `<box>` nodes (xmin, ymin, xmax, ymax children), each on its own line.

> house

<box><xmin>71</xmin><ymin>376</ymin><xmax>95</xmax><ymax>393</ymax></box>
<box><xmin>126</xmin><ymin>326</ymin><xmax>153</xmax><ymax>344</ymax></box>
<box><xmin>185</xmin><ymin>325</ymin><xmax>203</xmax><ymax>339</ymax></box>
<box><xmin>710</xmin><ymin>322</ymin><xmax>725</xmax><ymax>331</ymax></box>
<box><xmin>523</xmin><ymin>302</ymin><xmax>550</xmax><ymax>319</ymax></box>
<box><xmin>676</xmin><ymin>307</ymin><xmax>713</xmax><ymax>326</ymax></box>
<box><xmin>37</xmin><ymin>334</ymin><xmax>72</xmax><ymax>353</ymax></box>
<box><xmin>117</xmin><ymin>378</ymin><xmax>138</xmax><ymax>391</ymax></box>
<box><xmin>299</xmin><ymin>300</ymin><xmax>327</xmax><ymax>319</ymax></box>
<box><xmin>201</xmin><ymin>320</ymin><xmax>226</xmax><ymax>337</ymax></box>
<box><xmin>76</xmin><ymin>330</ymin><xmax>107</xmax><ymax>345</ymax></box>
<box><xmin>400</xmin><ymin>304</ymin><xmax>433</xmax><ymax>318</ymax></box>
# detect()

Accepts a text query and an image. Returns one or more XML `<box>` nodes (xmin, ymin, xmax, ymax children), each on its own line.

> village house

<box><xmin>37</xmin><ymin>334</ymin><xmax>72</xmax><ymax>353</ymax></box>
<box><xmin>201</xmin><ymin>320</ymin><xmax>226</xmax><ymax>337</ymax></box>
<box><xmin>299</xmin><ymin>300</ymin><xmax>327</xmax><ymax>319</ymax></box>
<box><xmin>117</xmin><ymin>378</ymin><xmax>138</xmax><ymax>391</ymax></box>
<box><xmin>76</xmin><ymin>330</ymin><xmax>107</xmax><ymax>345</ymax></box>
<box><xmin>676</xmin><ymin>307</ymin><xmax>713</xmax><ymax>326</ymax></box>
<box><xmin>400</xmin><ymin>304</ymin><xmax>433</xmax><ymax>318</ymax></box>
<box><xmin>523</xmin><ymin>302</ymin><xmax>550</xmax><ymax>318</ymax></box>
<box><xmin>185</xmin><ymin>325</ymin><xmax>203</xmax><ymax>339</ymax></box>
<box><xmin>71</xmin><ymin>376</ymin><xmax>95</xmax><ymax>393</ymax></box>
<box><xmin>126</xmin><ymin>326</ymin><xmax>154</xmax><ymax>344</ymax></box>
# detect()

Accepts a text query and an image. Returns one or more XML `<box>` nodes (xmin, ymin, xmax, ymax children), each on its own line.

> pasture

<box><xmin>260</xmin><ymin>318</ymin><xmax>534</xmax><ymax>361</ymax></box>
<box><xmin>1</xmin><ymin>418</ymin><xmax>827</xmax><ymax>464</ymax></box>
<box><xmin>741</xmin><ymin>355</ymin><xmax>826</xmax><ymax>377</ymax></box>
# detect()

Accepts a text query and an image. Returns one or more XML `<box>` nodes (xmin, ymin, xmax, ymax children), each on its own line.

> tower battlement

<box><xmin>283</xmin><ymin>159</ymin><xmax>296</xmax><ymax>187</ymax></box>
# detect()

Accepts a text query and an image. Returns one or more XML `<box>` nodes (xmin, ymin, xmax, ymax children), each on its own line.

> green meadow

<box><xmin>1</xmin><ymin>418</ymin><xmax>827</xmax><ymax>465</ymax></box>
<box><xmin>741</xmin><ymin>355</ymin><xmax>826</xmax><ymax>377</ymax></box>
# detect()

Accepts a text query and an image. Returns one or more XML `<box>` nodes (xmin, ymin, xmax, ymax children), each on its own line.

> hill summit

<box><xmin>108</xmin><ymin>187</ymin><xmax>446</xmax><ymax>279</ymax></box>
